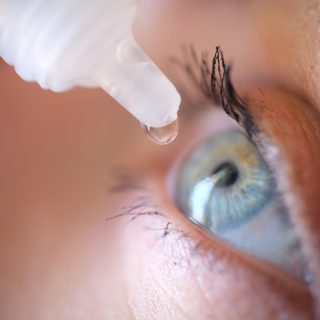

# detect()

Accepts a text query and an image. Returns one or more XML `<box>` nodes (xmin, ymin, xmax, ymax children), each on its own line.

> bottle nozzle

<box><xmin>97</xmin><ymin>36</ymin><xmax>180</xmax><ymax>129</ymax></box>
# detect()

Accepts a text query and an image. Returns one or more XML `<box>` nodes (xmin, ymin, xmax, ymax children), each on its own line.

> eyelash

<box><xmin>106</xmin><ymin>167</ymin><xmax>183</xmax><ymax>238</ymax></box>
<box><xmin>174</xmin><ymin>48</ymin><xmax>306</xmax><ymax>266</ymax></box>
<box><xmin>172</xmin><ymin>46</ymin><xmax>258</xmax><ymax>138</ymax></box>
<box><xmin>173</xmin><ymin>46</ymin><xmax>282</xmax><ymax>182</ymax></box>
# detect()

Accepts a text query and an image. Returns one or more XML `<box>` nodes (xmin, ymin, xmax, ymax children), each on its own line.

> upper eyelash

<box><xmin>172</xmin><ymin>46</ymin><xmax>258</xmax><ymax>138</ymax></box>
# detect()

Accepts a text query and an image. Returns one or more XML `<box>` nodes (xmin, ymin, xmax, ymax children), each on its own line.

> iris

<box><xmin>176</xmin><ymin>131</ymin><xmax>275</xmax><ymax>232</ymax></box>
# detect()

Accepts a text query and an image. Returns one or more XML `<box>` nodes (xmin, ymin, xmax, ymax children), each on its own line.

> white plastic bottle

<box><xmin>0</xmin><ymin>0</ymin><xmax>181</xmax><ymax>142</ymax></box>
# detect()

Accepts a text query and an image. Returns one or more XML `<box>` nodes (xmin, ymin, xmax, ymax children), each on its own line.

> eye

<box><xmin>175</xmin><ymin>130</ymin><xmax>309</xmax><ymax>281</ymax></box>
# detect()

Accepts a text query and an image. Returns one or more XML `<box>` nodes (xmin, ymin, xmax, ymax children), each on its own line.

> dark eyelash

<box><xmin>145</xmin><ymin>221</ymin><xmax>187</xmax><ymax>239</ymax></box>
<box><xmin>105</xmin><ymin>194</ymin><xmax>163</xmax><ymax>225</ymax></box>
<box><xmin>172</xmin><ymin>46</ymin><xmax>258</xmax><ymax>139</ymax></box>
<box><xmin>106</xmin><ymin>166</ymin><xmax>184</xmax><ymax>237</ymax></box>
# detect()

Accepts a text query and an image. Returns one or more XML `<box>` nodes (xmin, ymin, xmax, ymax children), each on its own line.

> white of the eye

<box><xmin>220</xmin><ymin>199</ymin><xmax>306</xmax><ymax>280</ymax></box>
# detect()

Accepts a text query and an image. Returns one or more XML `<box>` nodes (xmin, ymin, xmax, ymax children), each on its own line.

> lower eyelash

<box><xmin>105</xmin><ymin>196</ymin><xmax>186</xmax><ymax>239</ymax></box>
<box><xmin>105</xmin><ymin>166</ymin><xmax>159</xmax><ymax>220</ymax></box>
<box><xmin>106</xmin><ymin>167</ymin><xmax>184</xmax><ymax>238</ymax></box>
<box><xmin>105</xmin><ymin>194</ymin><xmax>164</xmax><ymax>226</ymax></box>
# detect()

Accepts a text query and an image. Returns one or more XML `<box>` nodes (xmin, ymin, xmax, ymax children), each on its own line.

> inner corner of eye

<box><xmin>170</xmin><ymin>129</ymin><xmax>309</xmax><ymax>283</ymax></box>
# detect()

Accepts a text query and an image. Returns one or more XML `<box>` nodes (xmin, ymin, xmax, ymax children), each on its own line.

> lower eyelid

<box><xmin>120</xmin><ymin>186</ymin><xmax>314</xmax><ymax>319</ymax></box>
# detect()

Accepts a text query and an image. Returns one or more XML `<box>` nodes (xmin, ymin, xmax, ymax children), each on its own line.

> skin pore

<box><xmin>1</xmin><ymin>0</ymin><xmax>320</xmax><ymax>319</ymax></box>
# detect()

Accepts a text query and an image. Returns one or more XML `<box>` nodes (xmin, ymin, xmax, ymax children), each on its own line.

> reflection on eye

<box><xmin>176</xmin><ymin>130</ymin><xmax>309</xmax><ymax>281</ymax></box>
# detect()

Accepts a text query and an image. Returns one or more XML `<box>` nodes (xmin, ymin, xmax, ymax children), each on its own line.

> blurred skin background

<box><xmin>1</xmin><ymin>0</ymin><xmax>320</xmax><ymax>318</ymax></box>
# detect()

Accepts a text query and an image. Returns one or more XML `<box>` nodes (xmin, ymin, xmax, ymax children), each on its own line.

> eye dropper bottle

<box><xmin>0</xmin><ymin>0</ymin><xmax>181</xmax><ymax>144</ymax></box>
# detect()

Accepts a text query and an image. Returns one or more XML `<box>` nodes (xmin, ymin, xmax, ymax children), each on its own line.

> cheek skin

<box><xmin>248</xmin><ymin>88</ymin><xmax>320</xmax><ymax>316</ymax></box>
<box><xmin>121</xmin><ymin>183</ymin><xmax>313</xmax><ymax>320</ymax></box>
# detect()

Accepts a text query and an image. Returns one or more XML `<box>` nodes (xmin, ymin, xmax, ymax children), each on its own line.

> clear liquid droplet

<box><xmin>141</xmin><ymin>119</ymin><xmax>179</xmax><ymax>145</ymax></box>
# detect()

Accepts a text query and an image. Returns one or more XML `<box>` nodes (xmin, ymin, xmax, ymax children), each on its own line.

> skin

<box><xmin>1</xmin><ymin>0</ymin><xmax>320</xmax><ymax>318</ymax></box>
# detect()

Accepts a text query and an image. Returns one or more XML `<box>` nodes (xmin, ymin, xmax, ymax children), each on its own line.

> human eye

<box><xmin>175</xmin><ymin>128</ymin><xmax>307</xmax><ymax>280</ymax></box>
<box><xmin>169</xmin><ymin>47</ymin><xmax>307</xmax><ymax>280</ymax></box>
<box><xmin>161</xmin><ymin>46</ymin><xmax>318</xmax><ymax>315</ymax></box>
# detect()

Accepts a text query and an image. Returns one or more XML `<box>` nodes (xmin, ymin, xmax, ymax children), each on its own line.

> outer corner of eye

<box><xmin>168</xmin><ymin>129</ymin><xmax>310</xmax><ymax>283</ymax></box>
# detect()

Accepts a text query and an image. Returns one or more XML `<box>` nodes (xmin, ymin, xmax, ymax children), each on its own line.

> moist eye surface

<box><xmin>175</xmin><ymin>130</ymin><xmax>309</xmax><ymax>281</ymax></box>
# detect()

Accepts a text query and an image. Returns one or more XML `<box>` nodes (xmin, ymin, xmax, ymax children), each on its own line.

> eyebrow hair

<box><xmin>171</xmin><ymin>46</ymin><xmax>258</xmax><ymax>139</ymax></box>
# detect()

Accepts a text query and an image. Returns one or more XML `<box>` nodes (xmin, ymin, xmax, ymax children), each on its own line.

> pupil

<box><xmin>212</xmin><ymin>162</ymin><xmax>239</xmax><ymax>187</ymax></box>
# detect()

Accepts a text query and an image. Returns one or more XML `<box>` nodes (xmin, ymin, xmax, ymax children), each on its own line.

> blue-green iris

<box><xmin>176</xmin><ymin>131</ymin><xmax>276</xmax><ymax>232</ymax></box>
